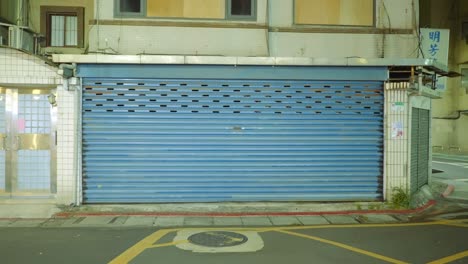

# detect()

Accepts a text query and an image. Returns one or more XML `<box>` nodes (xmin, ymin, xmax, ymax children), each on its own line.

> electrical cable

<box><xmin>433</xmin><ymin>110</ymin><xmax>468</xmax><ymax>120</ymax></box>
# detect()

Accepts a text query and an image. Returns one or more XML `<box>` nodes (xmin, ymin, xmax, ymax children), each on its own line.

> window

<box><xmin>41</xmin><ymin>6</ymin><xmax>84</xmax><ymax>48</ymax></box>
<box><xmin>115</xmin><ymin>0</ymin><xmax>145</xmax><ymax>17</ymax></box>
<box><xmin>146</xmin><ymin>0</ymin><xmax>224</xmax><ymax>19</ymax></box>
<box><xmin>294</xmin><ymin>0</ymin><xmax>374</xmax><ymax>26</ymax></box>
<box><xmin>114</xmin><ymin>0</ymin><xmax>256</xmax><ymax>20</ymax></box>
<box><xmin>50</xmin><ymin>15</ymin><xmax>78</xmax><ymax>46</ymax></box>
<box><xmin>227</xmin><ymin>0</ymin><xmax>255</xmax><ymax>20</ymax></box>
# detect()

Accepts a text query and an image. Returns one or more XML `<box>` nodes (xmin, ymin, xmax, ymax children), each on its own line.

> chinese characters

<box><xmin>428</xmin><ymin>30</ymin><xmax>440</xmax><ymax>57</ymax></box>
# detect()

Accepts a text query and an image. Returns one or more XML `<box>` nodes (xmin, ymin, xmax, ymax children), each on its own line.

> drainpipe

<box><xmin>432</xmin><ymin>110</ymin><xmax>468</xmax><ymax>120</ymax></box>
<box><xmin>74</xmin><ymin>84</ymin><xmax>83</xmax><ymax>206</ymax></box>
<box><xmin>58</xmin><ymin>63</ymin><xmax>81</xmax><ymax>205</ymax></box>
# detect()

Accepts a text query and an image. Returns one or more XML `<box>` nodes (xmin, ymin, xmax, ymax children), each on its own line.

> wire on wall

<box><xmin>433</xmin><ymin>110</ymin><xmax>468</xmax><ymax>120</ymax></box>
<box><xmin>264</xmin><ymin>0</ymin><xmax>270</xmax><ymax>56</ymax></box>
<box><xmin>87</xmin><ymin>0</ymin><xmax>119</xmax><ymax>55</ymax></box>
<box><xmin>411</xmin><ymin>0</ymin><xmax>425</xmax><ymax>58</ymax></box>
<box><xmin>379</xmin><ymin>0</ymin><xmax>392</xmax><ymax>58</ymax></box>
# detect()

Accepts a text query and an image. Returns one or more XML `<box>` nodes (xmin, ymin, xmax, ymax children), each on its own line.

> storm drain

<box><xmin>188</xmin><ymin>231</ymin><xmax>248</xmax><ymax>247</ymax></box>
<box><xmin>175</xmin><ymin>230</ymin><xmax>264</xmax><ymax>253</ymax></box>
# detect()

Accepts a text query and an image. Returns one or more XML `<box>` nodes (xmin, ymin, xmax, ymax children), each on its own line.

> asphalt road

<box><xmin>432</xmin><ymin>157</ymin><xmax>468</xmax><ymax>180</ymax></box>
<box><xmin>432</xmin><ymin>156</ymin><xmax>468</xmax><ymax>201</ymax></box>
<box><xmin>1</xmin><ymin>219</ymin><xmax>467</xmax><ymax>264</ymax></box>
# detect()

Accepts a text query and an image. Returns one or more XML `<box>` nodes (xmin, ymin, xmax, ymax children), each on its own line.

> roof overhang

<box><xmin>52</xmin><ymin>55</ymin><xmax>450</xmax><ymax>76</ymax></box>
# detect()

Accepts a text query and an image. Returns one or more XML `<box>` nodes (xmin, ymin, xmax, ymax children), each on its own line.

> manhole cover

<box><xmin>188</xmin><ymin>231</ymin><xmax>248</xmax><ymax>247</ymax></box>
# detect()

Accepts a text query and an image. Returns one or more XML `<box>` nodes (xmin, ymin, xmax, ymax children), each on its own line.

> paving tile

<box><xmin>0</xmin><ymin>219</ymin><xmax>16</xmax><ymax>227</ymax></box>
<box><xmin>108</xmin><ymin>216</ymin><xmax>128</xmax><ymax>226</ymax></box>
<box><xmin>392</xmin><ymin>214</ymin><xmax>411</xmax><ymax>222</ymax></box>
<box><xmin>40</xmin><ymin>218</ymin><xmax>68</xmax><ymax>227</ymax></box>
<box><xmin>61</xmin><ymin>217</ymin><xmax>86</xmax><ymax>227</ymax></box>
<box><xmin>269</xmin><ymin>216</ymin><xmax>302</xmax><ymax>226</ymax></box>
<box><xmin>241</xmin><ymin>216</ymin><xmax>272</xmax><ymax>226</ymax></box>
<box><xmin>323</xmin><ymin>215</ymin><xmax>359</xmax><ymax>224</ymax></box>
<box><xmin>213</xmin><ymin>217</ymin><xmax>243</xmax><ymax>226</ymax></box>
<box><xmin>153</xmin><ymin>217</ymin><xmax>184</xmax><ymax>227</ymax></box>
<box><xmin>357</xmin><ymin>214</ymin><xmax>399</xmax><ymax>223</ymax></box>
<box><xmin>75</xmin><ymin>216</ymin><xmax>114</xmax><ymax>226</ymax></box>
<box><xmin>297</xmin><ymin>215</ymin><xmax>330</xmax><ymax>225</ymax></box>
<box><xmin>123</xmin><ymin>216</ymin><xmax>155</xmax><ymax>226</ymax></box>
<box><xmin>9</xmin><ymin>219</ymin><xmax>46</xmax><ymax>227</ymax></box>
<box><xmin>183</xmin><ymin>217</ymin><xmax>213</xmax><ymax>226</ymax></box>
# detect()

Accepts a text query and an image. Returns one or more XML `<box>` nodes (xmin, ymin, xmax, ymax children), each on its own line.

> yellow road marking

<box><xmin>438</xmin><ymin>220</ymin><xmax>468</xmax><ymax>228</ymax></box>
<box><xmin>427</xmin><ymin>250</ymin><xmax>468</xmax><ymax>264</ymax></box>
<box><xmin>276</xmin><ymin>230</ymin><xmax>409</xmax><ymax>264</ymax></box>
<box><xmin>147</xmin><ymin>239</ymin><xmax>189</xmax><ymax>249</ymax></box>
<box><xmin>108</xmin><ymin>229</ymin><xmax>178</xmax><ymax>264</ymax></box>
<box><xmin>440</xmin><ymin>222</ymin><xmax>468</xmax><ymax>228</ymax></box>
<box><xmin>280</xmin><ymin>221</ymin><xmax>443</xmax><ymax>231</ymax></box>
<box><xmin>169</xmin><ymin>221</ymin><xmax>444</xmax><ymax>233</ymax></box>
<box><xmin>107</xmin><ymin>220</ymin><xmax>462</xmax><ymax>263</ymax></box>
<box><xmin>170</xmin><ymin>227</ymin><xmax>274</xmax><ymax>232</ymax></box>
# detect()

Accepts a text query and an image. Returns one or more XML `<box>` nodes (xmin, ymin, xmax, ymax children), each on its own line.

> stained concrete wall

<box><xmin>421</xmin><ymin>0</ymin><xmax>468</xmax><ymax>154</ymax></box>
<box><xmin>453</xmin><ymin>1</ymin><xmax>468</xmax><ymax>154</ymax></box>
<box><xmin>89</xmin><ymin>0</ymin><xmax>419</xmax><ymax>58</ymax></box>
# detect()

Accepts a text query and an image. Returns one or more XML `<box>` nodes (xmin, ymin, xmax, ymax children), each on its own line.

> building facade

<box><xmin>0</xmin><ymin>0</ymin><xmax>451</xmax><ymax>205</ymax></box>
<box><xmin>420</xmin><ymin>0</ymin><xmax>468</xmax><ymax>155</ymax></box>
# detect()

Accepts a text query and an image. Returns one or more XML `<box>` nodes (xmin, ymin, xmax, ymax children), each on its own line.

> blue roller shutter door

<box><xmin>82</xmin><ymin>79</ymin><xmax>384</xmax><ymax>203</ymax></box>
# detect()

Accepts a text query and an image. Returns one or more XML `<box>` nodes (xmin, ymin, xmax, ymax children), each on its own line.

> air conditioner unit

<box><xmin>8</xmin><ymin>26</ymin><xmax>34</xmax><ymax>53</ymax></box>
<box><xmin>8</xmin><ymin>26</ymin><xmax>21</xmax><ymax>49</ymax></box>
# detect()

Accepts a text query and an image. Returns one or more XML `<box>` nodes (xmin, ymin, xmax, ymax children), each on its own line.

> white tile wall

<box><xmin>384</xmin><ymin>88</ymin><xmax>410</xmax><ymax>201</ymax></box>
<box><xmin>0</xmin><ymin>47</ymin><xmax>76</xmax><ymax>204</ymax></box>
<box><xmin>57</xmin><ymin>87</ymin><xmax>76</xmax><ymax>204</ymax></box>
<box><xmin>0</xmin><ymin>47</ymin><xmax>61</xmax><ymax>85</ymax></box>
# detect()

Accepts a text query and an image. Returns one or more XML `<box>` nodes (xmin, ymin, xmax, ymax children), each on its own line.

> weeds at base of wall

<box><xmin>354</xmin><ymin>188</ymin><xmax>411</xmax><ymax>211</ymax></box>
<box><xmin>389</xmin><ymin>187</ymin><xmax>410</xmax><ymax>209</ymax></box>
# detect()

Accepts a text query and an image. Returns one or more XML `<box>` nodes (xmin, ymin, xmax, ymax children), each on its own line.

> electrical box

<box><xmin>463</xmin><ymin>21</ymin><xmax>468</xmax><ymax>44</ymax></box>
<box><xmin>462</xmin><ymin>68</ymin><xmax>468</xmax><ymax>93</ymax></box>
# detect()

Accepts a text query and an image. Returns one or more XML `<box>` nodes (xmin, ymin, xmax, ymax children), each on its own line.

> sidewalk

<box><xmin>0</xmin><ymin>213</ymin><xmax>407</xmax><ymax>228</ymax></box>
<box><xmin>0</xmin><ymin>200</ymin><xmax>440</xmax><ymax>228</ymax></box>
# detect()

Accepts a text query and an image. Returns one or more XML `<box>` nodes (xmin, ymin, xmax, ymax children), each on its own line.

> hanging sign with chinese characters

<box><xmin>420</xmin><ymin>28</ymin><xmax>450</xmax><ymax>90</ymax></box>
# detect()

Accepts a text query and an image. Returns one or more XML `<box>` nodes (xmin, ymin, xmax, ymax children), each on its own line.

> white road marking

<box><xmin>433</xmin><ymin>161</ymin><xmax>468</xmax><ymax>168</ymax></box>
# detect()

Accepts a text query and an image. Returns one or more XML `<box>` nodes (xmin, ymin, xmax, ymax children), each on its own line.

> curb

<box><xmin>53</xmin><ymin>200</ymin><xmax>437</xmax><ymax>218</ymax></box>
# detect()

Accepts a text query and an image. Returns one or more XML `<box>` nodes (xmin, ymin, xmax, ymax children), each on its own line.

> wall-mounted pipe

<box><xmin>59</xmin><ymin>63</ymin><xmax>76</xmax><ymax>70</ymax></box>
<box><xmin>433</xmin><ymin>110</ymin><xmax>468</xmax><ymax>120</ymax></box>
<box><xmin>74</xmin><ymin>81</ymin><xmax>83</xmax><ymax>206</ymax></box>
<box><xmin>58</xmin><ymin>63</ymin><xmax>76</xmax><ymax>79</ymax></box>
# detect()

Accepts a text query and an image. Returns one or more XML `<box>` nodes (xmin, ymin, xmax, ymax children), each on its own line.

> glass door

<box><xmin>0</xmin><ymin>88</ymin><xmax>56</xmax><ymax>197</ymax></box>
